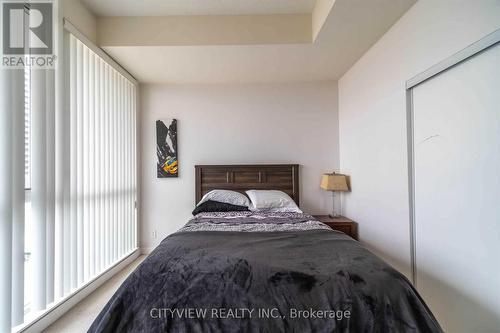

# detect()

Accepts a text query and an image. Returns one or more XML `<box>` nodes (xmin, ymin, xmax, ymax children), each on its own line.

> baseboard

<box><xmin>17</xmin><ymin>249</ymin><xmax>140</xmax><ymax>333</ymax></box>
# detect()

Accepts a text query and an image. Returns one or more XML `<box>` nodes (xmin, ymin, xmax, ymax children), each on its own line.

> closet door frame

<box><xmin>405</xmin><ymin>28</ymin><xmax>500</xmax><ymax>285</ymax></box>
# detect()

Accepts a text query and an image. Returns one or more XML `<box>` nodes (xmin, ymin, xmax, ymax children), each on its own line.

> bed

<box><xmin>89</xmin><ymin>164</ymin><xmax>442</xmax><ymax>333</ymax></box>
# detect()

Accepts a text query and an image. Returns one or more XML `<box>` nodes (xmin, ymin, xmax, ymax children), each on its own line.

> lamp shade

<box><xmin>320</xmin><ymin>173</ymin><xmax>349</xmax><ymax>191</ymax></box>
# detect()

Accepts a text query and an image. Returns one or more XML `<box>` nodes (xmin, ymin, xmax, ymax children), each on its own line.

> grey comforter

<box><xmin>89</xmin><ymin>212</ymin><xmax>442</xmax><ymax>333</ymax></box>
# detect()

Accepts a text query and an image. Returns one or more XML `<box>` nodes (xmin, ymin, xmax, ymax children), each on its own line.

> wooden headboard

<box><xmin>195</xmin><ymin>164</ymin><xmax>300</xmax><ymax>206</ymax></box>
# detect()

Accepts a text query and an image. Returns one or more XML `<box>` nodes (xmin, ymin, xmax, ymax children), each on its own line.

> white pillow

<box><xmin>246</xmin><ymin>190</ymin><xmax>302</xmax><ymax>213</ymax></box>
<box><xmin>198</xmin><ymin>190</ymin><xmax>250</xmax><ymax>207</ymax></box>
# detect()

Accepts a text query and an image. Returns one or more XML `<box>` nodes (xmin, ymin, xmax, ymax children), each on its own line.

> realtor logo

<box><xmin>3</xmin><ymin>2</ymin><xmax>53</xmax><ymax>54</ymax></box>
<box><xmin>1</xmin><ymin>0</ymin><xmax>56</xmax><ymax>68</ymax></box>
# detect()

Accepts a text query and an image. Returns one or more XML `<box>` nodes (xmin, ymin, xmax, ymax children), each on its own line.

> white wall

<box><xmin>140</xmin><ymin>82</ymin><xmax>339</xmax><ymax>251</ymax></box>
<box><xmin>338</xmin><ymin>0</ymin><xmax>500</xmax><ymax>278</ymax></box>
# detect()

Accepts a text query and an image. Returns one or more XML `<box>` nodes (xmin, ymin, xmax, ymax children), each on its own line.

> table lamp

<box><xmin>321</xmin><ymin>172</ymin><xmax>349</xmax><ymax>218</ymax></box>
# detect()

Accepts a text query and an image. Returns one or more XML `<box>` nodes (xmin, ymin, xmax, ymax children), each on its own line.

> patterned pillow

<box><xmin>198</xmin><ymin>190</ymin><xmax>250</xmax><ymax>207</ymax></box>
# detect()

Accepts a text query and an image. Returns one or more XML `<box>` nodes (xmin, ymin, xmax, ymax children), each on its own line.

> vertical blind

<box><xmin>64</xmin><ymin>31</ymin><xmax>138</xmax><ymax>292</ymax></box>
<box><xmin>0</xmin><ymin>26</ymin><xmax>137</xmax><ymax>331</ymax></box>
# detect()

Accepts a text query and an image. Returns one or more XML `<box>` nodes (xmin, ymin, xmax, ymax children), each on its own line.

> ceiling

<box><xmin>82</xmin><ymin>0</ymin><xmax>317</xmax><ymax>16</ymax></box>
<box><xmin>85</xmin><ymin>0</ymin><xmax>417</xmax><ymax>84</ymax></box>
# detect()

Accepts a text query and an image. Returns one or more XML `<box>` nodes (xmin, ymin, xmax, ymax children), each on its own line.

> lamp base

<box><xmin>329</xmin><ymin>214</ymin><xmax>341</xmax><ymax>219</ymax></box>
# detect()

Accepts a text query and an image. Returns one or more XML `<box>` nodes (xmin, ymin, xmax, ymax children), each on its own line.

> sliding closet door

<box><xmin>413</xmin><ymin>42</ymin><xmax>500</xmax><ymax>332</ymax></box>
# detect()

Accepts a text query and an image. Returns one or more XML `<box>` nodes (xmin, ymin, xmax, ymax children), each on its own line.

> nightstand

<box><xmin>313</xmin><ymin>215</ymin><xmax>358</xmax><ymax>240</ymax></box>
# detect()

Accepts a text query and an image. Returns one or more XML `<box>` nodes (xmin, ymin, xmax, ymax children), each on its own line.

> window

<box><xmin>24</xmin><ymin>67</ymin><xmax>31</xmax><ymax>190</ymax></box>
<box><xmin>0</xmin><ymin>23</ymin><xmax>138</xmax><ymax>331</ymax></box>
<box><xmin>63</xmin><ymin>31</ymin><xmax>138</xmax><ymax>291</ymax></box>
